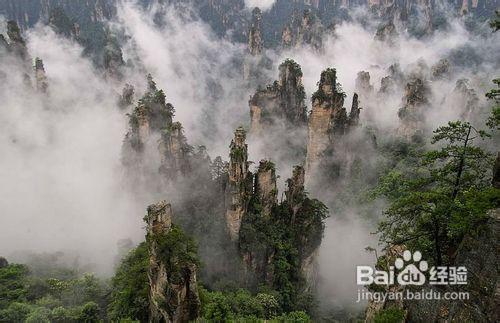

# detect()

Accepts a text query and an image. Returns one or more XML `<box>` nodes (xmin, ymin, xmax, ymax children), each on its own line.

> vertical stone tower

<box><xmin>225</xmin><ymin>127</ymin><xmax>252</xmax><ymax>241</ymax></box>
<box><xmin>146</xmin><ymin>201</ymin><xmax>200</xmax><ymax>323</ymax></box>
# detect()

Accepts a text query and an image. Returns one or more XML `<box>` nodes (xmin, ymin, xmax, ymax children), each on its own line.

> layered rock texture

<box><xmin>34</xmin><ymin>57</ymin><xmax>48</xmax><ymax>93</ymax></box>
<box><xmin>249</xmin><ymin>59</ymin><xmax>308</xmax><ymax>164</ymax></box>
<box><xmin>6</xmin><ymin>20</ymin><xmax>28</xmax><ymax>60</ymax></box>
<box><xmin>248</xmin><ymin>7</ymin><xmax>263</xmax><ymax>56</ymax></box>
<box><xmin>237</xmin><ymin>161</ymin><xmax>327</xmax><ymax>297</ymax></box>
<box><xmin>250</xmin><ymin>59</ymin><xmax>307</xmax><ymax>133</ymax></box>
<box><xmin>0</xmin><ymin>20</ymin><xmax>28</xmax><ymax>61</ymax></box>
<box><xmin>365</xmin><ymin>209</ymin><xmax>500</xmax><ymax>322</ymax></box>
<box><xmin>159</xmin><ymin>122</ymin><xmax>192</xmax><ymax>181</ymax></box>
<box><xmin>254</xmin><ymin>160</ymin><xmax>278</xmax><ymax>218</ymax></box>
<box><xmin>122</xmin><ymin>75</ymin><xmax>183</xmax><ymax>181</ymax></box>
<box><xmin>397</xmin><ymin>77</ymin><xmax>430</xmax><ymax>140</ymax></box>
<box><xmin>0</xmin><ymin>21</ymin><xmax>53</xmax><ymax>95</ymax></box>
<box><xmin>379</xmin><ymin>63</ymin><xmax>405</xmax><ymax>95</ymax></box>
<box><xmin>305</xmin><ymin>68</ymin><xmax>360</xmax><ymax>177</ymax></box>
<box><xmin>281</xmin><ymin>9</ymin><xmax>325</xmax><ymax>50</ymax></box>
<box><xmin>225</xmin><ymin>127</ymin><xmax>253</xmax><ymax>241</ymax></box>
<box><xmin>452</xmin><ymin>78</ymin><xmax>479</xmax><ymax>120</ymax></box>
<box><xmin>145</xmin><ymin>201</ymin><xmax>200</xmax><ymax>323</ymax></box>
<box><xmin>118</xmin><ymin>83</ymin><xmax>135</xmax><ymax>109</ymax></box>
<box><xmin>103</xmin><ymin>33</ymin><xmax>125</xmax><ymax>79</ymax></box>
<box><xmin>494</xmin><ymin>153</ymin><xmax>500</xmax><ymax>189</ymax></box>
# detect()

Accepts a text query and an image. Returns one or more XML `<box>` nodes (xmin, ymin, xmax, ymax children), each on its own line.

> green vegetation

<box><xmin>282</xmin><ymin>59</ymin><xmax>303</xmax><ymax>78</ymax></box>
<box><xmin>239</xmin><ymin>187</ymin><xmax>328</xmax><ymax>313</ymax></box>
<box><xmin>199</xmin><ymin>288</ymin><xmax>311</xmax><ymax>322</ymax></box>
<box><xmin>0</xmin><ymin>260</ymin><xmax>108</xmax><ymax>322</ymax></box>
<box><xmin>311</xmin><ymin>68</ymin><xmax>347</xmax><ymax>103</ymax></box>
<box><xmin>375</xmin><ymin>121</ymin><xmax>499</xmax><ymax>265</ymax></box>
<box><xmin>373</xmin><ymin>307</ymin><xmax>405</xmax><ymax>323</ymax></box>
<box><xmin>259</xmin><ymin>160</ymin><xmax>276</xmax><ymax>172</ymax></box>
<box><xmin>108</xmin><ymin>242</ymin><xmax>149</xmax><ymax>322</ymax></box>
<box><xmin>230</xmin><ymin>146</ymin><xmax>248</xmax><ymax>162</ymax></box>
<box><xmin>147</xmin><ymin>224</ymin><xmax>199</xmax><ymax>284</ymax></box>
<box><xmin>486</xmin><ymin>78</ymin><xmax>500</xmax><ymax>130</ymax></box>
<box><xmin>490</xmin><ymin>10</ymin><xmax>500</xmax><ymax>32</ymax></box>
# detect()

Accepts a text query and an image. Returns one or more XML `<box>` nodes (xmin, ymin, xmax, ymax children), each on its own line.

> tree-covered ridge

<box><xmin>375</xmin><ymin>121</ymin><xmax>498</xmax><ymax>265</ymax></box>
<box><xmin>239</xmin><ymin>165</ymin><xmax>328</xmax><ymax>313</ymax></box>
<box><xmin>0</xmin><ymin>258</ymin><xmax>106</xmax><ymax>322</ymax></box>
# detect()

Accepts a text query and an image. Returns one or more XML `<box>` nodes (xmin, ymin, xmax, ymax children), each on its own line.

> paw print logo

<box><xmin>395</xmin><ymin>250</ymin><xmax>428</xmax><ymax>286</ymax></box>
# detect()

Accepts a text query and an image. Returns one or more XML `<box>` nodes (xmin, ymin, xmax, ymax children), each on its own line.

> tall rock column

<box><xmin>6</xmin><ymin>21</ymin><xmax>28</xmax><ymax>60</ymax></box>
<box><xmin>284</xmin><ymin>165</ymin><xmax>321</xmax><ymax>292</ymax></box>
<box><xmin>254</xmin><ymin>160</ymin><xmax>278</xmax><ymax>218</ymax></box>
<box><xmin>249</xmin><ymin>59</ymin><xmax>307</xmax><ymax>132</ymax></box>
<box><xmin>285</xmin><ymin>166</ymin><xmax>305</xmax><ymax>222</ymax></box>
<box><xmin>34</xmin><ymin>57</ymin><xmax>48</xmax><ymax>93</ymax></box>
<box><xmin>305</xmin><ymin>68</ymin><xmax>347</xmax><ymax>175</ymax></box>
<box><xmin>247</xmin><ymin>7</ymin><xmax>263</xmax><ymax>56</ymax></box>
<box><xmin>397</xmin><ymin>77</ymin><xmax>430</xmax><ymax>140</ymax></box>
<box><xmin>145</xmin><ymin>201</ymin><xmax>200</xmax><ymax>323</ymax></box>
<box><xmin>159</xmin><ymin>122</ymin><xmax>192</xmax><ymax>180</ymax></box>
<box><xmin>225</xmin><ymin>127</ymin><xmax>252</xmax><ymax>241</ymax></box>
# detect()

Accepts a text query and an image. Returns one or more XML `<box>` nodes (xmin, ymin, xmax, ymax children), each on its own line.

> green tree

<box><xmin>230</xmin><ymin>289</ymin><xmax>264</xmax><ymax>318</ymax></box>
<box><xmin>0</xmin><ymin>264</ymin><xmax>29</xmax><ymax>309</ymax></box>
<box><xmin>486</xmin><ymin>78</ymin><xmax>499</xmax><ymax>130</ymax></box>
<box><xmin>255</xmin><ymin>293</ymin><xmax>280</xmax><ymax>319</ymax></box>
<box><xmin>373</xmin><ymin>307</ymin><xmax>405</xmax><ymax>323</ymax></box>
<box><xmin>487</xmin><ymin>10</ymin><xmax>500</xmax><ymax>129</ymax></box>
<box><xmin>377</xmin><ymin>121</ymin><xmax>497</xmax><ymax>265</ymax></box>
<box><xmin>50</xmin><ymin>306</ymin><xmax>74</xmax><ymax>323</ymax></box>
<box><xmin>490</xmin><ymin>10</ymin><xmax>500</xmax><ymax>32</ymax></box>
<box><xmin>203</xmin><ymin>292</ymin><xmax>233</xmax><ymax>321</ymax></box>
<box><xmin>272</xmin><ymin>310</ymin><xmax>311</xmax><ymax>322</ymax></box>
<box><xmin>25</xmin><ymin>307</ymin><xmax>51</xmax><ymax>323</ymax></box>
<box><xmin>108</xmin><ymin>242</ymin><xmax>149</xmax><ymax>321</ymax></box>
<box><xmin>0</xmin><ymin>302</ymin><xmax>32</xmax><ymax>322</ymax></box>
<box><xmin>79</xmin><ymin>301</ymin><xmax>100</xmax><ymax>322</ymax></box>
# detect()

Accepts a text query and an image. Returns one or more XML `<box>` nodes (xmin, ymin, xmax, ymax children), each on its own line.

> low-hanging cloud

<box><xmin>0</xmin><ymin>26</ymin><xmax>147</xmax><ymax>275</ymax></box>
<box><xmin>244</xmin><ymin>0</ymin><xmax>276</xmax><ymax>11</ymax></box>
<box><xmin>0</xmin><ymin>0</ymin><xmax>498</xmax><ymax>295</ymax></box>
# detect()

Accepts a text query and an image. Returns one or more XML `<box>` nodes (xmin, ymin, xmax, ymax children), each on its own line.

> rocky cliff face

<box><xmin>284</xmin><ymin>165</ymin><xmax>319</xmax><ymax>290</ymax></box>
<box><xmin>145</xmin><ymin>201</ymin><xmax>200</xmax><ymax>323</ymax></box>
<box><xmin>285</xmin><ymin>165</ymin><xmax>306</xmax><ymax>220</ymax></box>
<box><xmin>281</xmin><ymin>9</ymin><xmax>325</xmax><ymax>50</ymax></box>
<box><xmin>374</xmin><ymin>21</ymin><xmax>398</xmax><ymax>43</ymax></box>
<box><xmin>237</xmin><ymin>160</ymin><xmax>327</xmax><ymax>296</ymax></box>
<box><xmin>225</xmin><ymin>127</ymin><xmax>253</xmax><ymax>241</ymax></box>
<box><xmin>7</xmin><ymin>20</ymin><xmax>28</xmax><ymax>60</ymax></box>
<box><xmin>254</xmin><ymin>160</ymin><xmax>278</xmax><ymax>218</ymax></box>
<box><xmin>248</xmin><ymin>7</ymin><xmax>263</xmax><ymax>56</ymax></box>
<box><xmin>355</xmin><ymin>71</ymin><xmax>374</xmax><ymax>100</ymax></box>
<box><xmin>452</xmin><ymin>78</ymin><xmax>479</xmax><ymax>120</ymax></box>
<box><xmin>118</xmin><ymin>83</ymin><xmax>135</xmax><ymax>109</ymax></box>
<box><xmin>34</xmin><ymin>57</ymin><xmax>48</xmax><ymax>93</ymax></box>
<box><xmin>365</xmin><ymin>209</ymin><xmax>500</xmax><ymax>322</ymax></box>
<box><xmin>0</xmin><ymin>21</ymin><xmax>52</xmax><ymax>94</ymax></box>
<box><xmin>379</xmin><ymin>63</ymin><xmax>405</xmax><ymax>95</ymax></box>
<box><xmin>103</xmin><ymin>33</ymin><xmax>125</xmax><ymax>80</ymax></box>
<box><xmin>159</xmin><ymin>122</ymin><xmax>192</xmax><ymax>181</ymax></box>
<box><xmin>397</xmin><ymin>77</ymin><xmax>430</xmax><ymax>140</ymax></box>
<box><xmin>1</xmin><ymin>21</ymin><xmax>29</xmax><ymax>61</ymax></box>
<box><xmin>494</xmin><ymin>153</ymin><xmax>500</xmax><ymax>189</ymax></box>
<box><xmin>122</xmin><ymin>75</ymin><xmax>173</xmax><ymax>165</ymax></box>
<box><xmin>431</xmin><ymin>58</ymin><xmax>451</xmax><ymax>80</ymax></box>
<box><xmin>306</xmin><ymin>68</ymin><xmax>358</xmax><ymax>176</ymax></box>
<box><xmin>249</xmin><ymin>59</ymin><xmax>308</xmax><ymax>168</ymax></box>
<box><xmin>250</xmin><ymin>59</ymin><xmax>307</xmax><ymax>134</ymax></box>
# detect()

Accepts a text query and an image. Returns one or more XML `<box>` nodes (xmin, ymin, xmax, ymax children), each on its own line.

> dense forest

<box><xmin>0</xmin><ymin>1</ymin><xmax>499</xmax><ymax>322</ymax></box>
